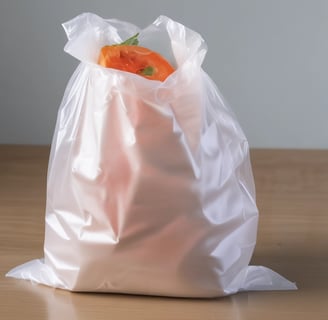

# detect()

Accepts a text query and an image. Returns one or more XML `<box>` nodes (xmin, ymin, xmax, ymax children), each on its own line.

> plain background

<box><xmin>0</xmin><ymin>0</ymin><xmax>327</xmax><ymax>148</ymax></box>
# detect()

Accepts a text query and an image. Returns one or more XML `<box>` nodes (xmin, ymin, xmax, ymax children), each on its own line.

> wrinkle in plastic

<box><xmin>6</xmin><ymin>13</ymin><xmax>297</xmax><ymax>297</ymax></box>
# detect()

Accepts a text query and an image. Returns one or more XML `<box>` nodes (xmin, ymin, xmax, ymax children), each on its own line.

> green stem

<box><xmin>120</xmin><ymin>33</ymin><xmax>139</xmax><ymax>46</ymax></box>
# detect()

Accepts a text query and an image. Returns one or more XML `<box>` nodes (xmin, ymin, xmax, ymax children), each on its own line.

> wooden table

<box><xmin>1</xmin><ymin>145</ymin><xmax>327</xmax><ymax>319</ymax></box>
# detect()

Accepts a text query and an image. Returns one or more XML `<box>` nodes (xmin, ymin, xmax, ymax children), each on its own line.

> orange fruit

<box><xmin>98</xmin><ymin>45</ymin><xmax>175</xmax><ymax>82</ymax></box>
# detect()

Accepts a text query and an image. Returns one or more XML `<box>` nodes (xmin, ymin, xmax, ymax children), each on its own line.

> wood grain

<box><xmin>1</xmin><ymin>145</ymin><xmax>327</xmax><ymax>319</ymax></box>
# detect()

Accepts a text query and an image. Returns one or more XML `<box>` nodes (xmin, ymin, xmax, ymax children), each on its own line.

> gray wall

<box><xmin>1</xmin><ymin>0</ymin><xmax>327</xmax><ymax>148</ymax></box>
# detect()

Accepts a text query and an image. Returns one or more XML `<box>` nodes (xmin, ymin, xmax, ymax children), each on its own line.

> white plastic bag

<box><xmin>7</xmin><ymin>13</ymin><xmax>296</xmax><ymax>297</ymax></box>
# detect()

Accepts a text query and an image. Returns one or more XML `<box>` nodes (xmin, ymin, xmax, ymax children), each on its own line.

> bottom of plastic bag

<box><xmin>237</xmin><ymin>265</ymin><xmax>297</xmax><ymax>292</ymax></box>
<box><xmin>6</xmin><ymin>259</ymin><xmax>297</xmax><ymax>297</ymax></box>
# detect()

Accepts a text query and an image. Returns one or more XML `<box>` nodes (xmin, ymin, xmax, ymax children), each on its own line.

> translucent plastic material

<box><xmin>6</xmin><ymin>13</ymin><xmax>297</xmax><ymax>297</ymax></box>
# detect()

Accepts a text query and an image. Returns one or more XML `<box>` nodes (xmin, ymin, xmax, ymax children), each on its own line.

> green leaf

<box><xmin>140</xmin><ymin>66</ymin><xmax>155</xmax><ymax>76</ymax></box>
<box><xmin>120</xmin><ymin>33</ymin><xmax>139</xmax><ymax>46</ymax></box>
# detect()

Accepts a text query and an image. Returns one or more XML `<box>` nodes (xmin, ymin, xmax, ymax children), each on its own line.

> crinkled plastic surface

<box><xmin>6</xmin><ymin>13</ymin><xmax>297</xmax><ymax>297</ymax></box>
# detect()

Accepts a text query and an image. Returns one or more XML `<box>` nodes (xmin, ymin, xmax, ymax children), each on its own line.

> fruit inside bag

<box><xmin>6</xmin><ymin>13</ymin><xmax>297</xmax><ymax>297</ymax></box>
<box><xmin>98</xmin><ymin>33</ymin><xmax>175</xmax><ymax>81</ymax></box>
